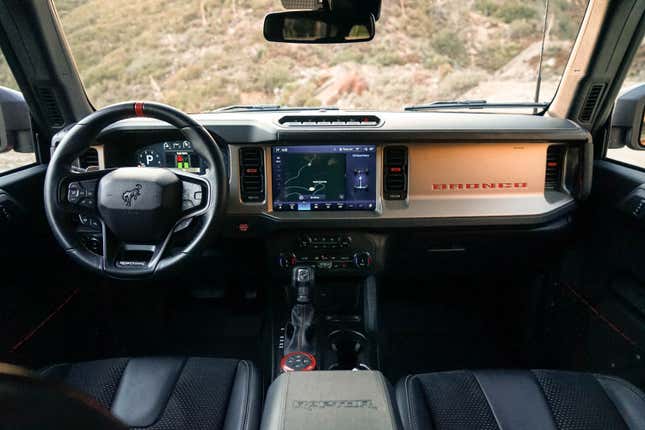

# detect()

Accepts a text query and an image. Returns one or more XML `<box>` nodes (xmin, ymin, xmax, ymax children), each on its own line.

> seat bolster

<box><xmin>395</xmin><ymin>375</ymin><xmax>434</xmax><ymax>430</ymax></box>
<box><xmin>223</xmin><ymin>360</ymin><xmax>262</xmax><ymax>430</ymax></box>
<box><xmin>596</xmin><ymin>374</ymin><xmax>645</xmax><ymax>429</ymax></box>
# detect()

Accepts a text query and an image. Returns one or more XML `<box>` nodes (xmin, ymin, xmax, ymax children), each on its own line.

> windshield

<box><xmin>51</xmin><ymin>0</ymin><xmax>589</xmax><ymax>113</ymax></box>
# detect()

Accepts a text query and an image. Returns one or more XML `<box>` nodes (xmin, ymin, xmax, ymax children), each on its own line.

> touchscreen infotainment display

<box><xmin>272</xmin><ymin>145</ymin><xmax>376</xmax><ymax>211</ymax></box>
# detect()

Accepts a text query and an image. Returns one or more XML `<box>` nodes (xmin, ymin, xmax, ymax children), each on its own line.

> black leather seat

<box><xmin>41</xmin><ymin>357</ymin><xmax>260</xmax><ymax>430</ymax></box>
<box><xmin>396</xmin><ymin>369</ymin><xmax>645</xmax><ymax>430</ymax></box>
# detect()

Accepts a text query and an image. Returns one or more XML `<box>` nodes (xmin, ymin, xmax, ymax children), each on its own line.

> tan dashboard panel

<box><xmin>408</xmin><ymin>143</ymin><xmax>548</xmax><ymax>198</ymax></box>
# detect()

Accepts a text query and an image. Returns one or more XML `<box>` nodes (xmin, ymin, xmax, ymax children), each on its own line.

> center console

<box><xmin>275</xmin><ymin>266</ymin><xmax>379</xmax><ymax>378</ymax></box>
<box><xmin>261</xmin><ymin>371</ymin><xmax>400</xmax><ymax>430</ymax></box>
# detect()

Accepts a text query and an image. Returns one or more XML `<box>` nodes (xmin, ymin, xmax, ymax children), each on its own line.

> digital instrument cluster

<box><xmin>135</xmin><ymin>140</ymin><xmax>202</xmax><ymax>173</ymax></box>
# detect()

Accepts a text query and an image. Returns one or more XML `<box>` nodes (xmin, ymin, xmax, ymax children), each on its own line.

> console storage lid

<box><xmin>261</xmin><ymin>371</ymin><xmax>400</xmax><ymax>430</ymax></box>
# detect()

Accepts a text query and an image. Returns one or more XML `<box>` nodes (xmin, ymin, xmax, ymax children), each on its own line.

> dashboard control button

<box><xmin>279</xmin><ymin>252</ymin><xmax>297</xmax><ymax>269</ymax></box>
<box><xmin>317</xmin><ymin>261</ymin><xmax>333</xmax><ymax>269</ymax></box>
<box><xmin>353</xmin><ymin>252</ymin><xmax>372</xmax><ymax>269</ymax></box>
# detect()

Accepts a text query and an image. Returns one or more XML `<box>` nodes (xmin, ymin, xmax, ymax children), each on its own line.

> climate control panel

<box><xmin>270</xmin><ymin>232</ymin><xmax>382</xmax><ymax>276</ymax></box>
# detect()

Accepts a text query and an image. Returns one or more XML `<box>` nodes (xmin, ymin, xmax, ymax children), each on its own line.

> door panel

<box><xmin>547</xmin><ymin>160</ymin><xmax>645</xmax><ymax>388</ymax></box>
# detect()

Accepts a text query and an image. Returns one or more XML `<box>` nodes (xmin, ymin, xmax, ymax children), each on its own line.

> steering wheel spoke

<box><xmin>176</xmin><ymin>170</ymin><xmax>210</xmax><ymax>215</ymax></box>
<box><xmin>101</xmin><ymin>223</ymin><xmax>174</xmax><ymax>276</ymax></box>
<box><xmin>58</xmin><ymin>169</ymin><xmax>114</xmax><ymax>216</ymax></box>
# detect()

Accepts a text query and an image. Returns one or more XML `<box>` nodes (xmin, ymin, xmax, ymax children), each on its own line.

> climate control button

<box><xmin>278</xmin><ymin>252</ymin><xmax>297</xmax><ymax>269</ymax></box>
<box><xmin>353</xmin><ymin>252</ymin><xmax>372</xmax><ymax>269</ymax></box>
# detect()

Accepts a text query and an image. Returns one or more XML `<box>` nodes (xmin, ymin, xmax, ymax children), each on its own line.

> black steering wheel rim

<box><xmin>44</xmin><ymin>102</ymin><xmax>227</xmax><ymax>279</ymax></box>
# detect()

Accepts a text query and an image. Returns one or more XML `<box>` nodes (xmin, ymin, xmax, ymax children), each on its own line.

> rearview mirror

<box><xmin>264</xmin><ymin>11</ymin><xmax>375</xmax><ymax>44</ymax></box>
<box><xmin>610</xmin><ymin>83</ymin><xmax>645</xmax><ymax>150</ymax></box>
<box><xmin>0</xmin><ymin>87</ymin><xmax>33</xmax><ymax>154</ymax></box>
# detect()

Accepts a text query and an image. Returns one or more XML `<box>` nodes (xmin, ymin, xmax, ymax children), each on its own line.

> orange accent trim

<box><xmin>134</xmin><ymin>102</ymin><xmax>145</xmax><ymax>117</ymax></box>
<box><xmin>280</xmin><ymin>351</ymin><xmax>317</xmax><ymax>372</ymax></box>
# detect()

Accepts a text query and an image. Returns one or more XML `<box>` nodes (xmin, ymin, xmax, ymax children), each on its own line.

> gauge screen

<box><xmin>135</xmin><ymin>141</ymin><xmax>202</xmax><ymax>173</ymax></box>
<box><xmin>138</xmin><ymin>149</ymin><xmax>162</xmax><ymax>167</ymax></box>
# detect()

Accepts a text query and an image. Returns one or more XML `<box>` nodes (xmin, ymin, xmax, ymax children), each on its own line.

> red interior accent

<box><xmin>10</xmin><ymin>288</ymin><xmax>80</xmax><ymax>353</ymax></box>
<box><xmin>390</xmin><ymin>167</ymin><xmax>402</xmax><ymax>172</ymax></box>
<box><xmin>134</xmin><ymin>102</ymin><xmax>145</xmax><ymax>117</ymax></box>
<box><xmin>547</xmin><ymin>161</ymin><xmax>558</xmax><ymax>167</ymax></box>
<box><xmin>280</xmin><ymin>351</ymin><xmax>317</xmax><ymax>372</ymax></box>
<box><xmin>566</xmin><ymin>285</ymin><xmax>636</xmax><ymax>346</ymax></box>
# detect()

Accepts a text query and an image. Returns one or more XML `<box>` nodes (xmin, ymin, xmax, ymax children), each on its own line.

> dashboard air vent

<box><xmin>578</xmin><ymin>83</ymin><xmax>605</xmax><ymax>123</ymax></box>
<box><xmin>239</xmin><ymin>147</ymin><xmax>265</xmax><ymax>202</ymax></box>
<box><xmin>78</xmin><ymin>148</ymin><xmax>99</xmax><ymax>170</ymax></box>
<box><xmin>545</xmin><ymin>145</ymin><xmax>565</xmax><ymax>191</ymax></box>
<box><xmin>383</xmin><ymin>146</ymin><xmax>408</xmax><ymax>200</ymax></box>
<box><xmin>279</xmin><ymin>115</ymin><xmax>380</xmax><ymax>127</ymax></box>
<box><xmin>36</xmin><ymin>86</ymin><xmax>64</xmax><ymax>127</ymax></box>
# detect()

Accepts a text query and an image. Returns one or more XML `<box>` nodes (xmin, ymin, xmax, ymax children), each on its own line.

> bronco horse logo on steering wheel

<box><xmin>122</xmin><ymin>184</ymin><xmax>143</xmax><ymax>207</ymax></box>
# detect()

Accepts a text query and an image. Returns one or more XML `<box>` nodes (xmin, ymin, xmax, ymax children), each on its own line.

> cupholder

<box><xmin>328</xmin><ymin>330</ymin><xmax>369</xmax><ymax>370</ymax></box>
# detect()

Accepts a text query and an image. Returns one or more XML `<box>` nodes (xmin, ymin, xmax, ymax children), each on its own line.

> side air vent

<box><xmin>78</xmin><ymin>148</ymin><xmax>99</xmax><ymax>170</ymax></box>
<box><xmin>36</xmin><ymin>87</ymin><xmax>64</xmax><ymax>127</ymax></box>
<box><xmin>279</xmin><ymin>115</ymin><xmax>380</xmax><ymax>127</ymax></box>
<box><xmin>239</xmin><ymin>147</ymin><xmax>265</xmax><ymax>202</ymax></box>
<box><xmin>578</xmin><ymin>83</ymin><xmax>605</xmax><ymax>123</ymax></box>
<box><xmin>383</xmin><ymin>146</ymin><xmax>408</xmax><ymax>200</ymax></box>
<box><xmin>545</xmin><ymin>145</ymin><xmax>565</xmax><ymax>191</ymax></box>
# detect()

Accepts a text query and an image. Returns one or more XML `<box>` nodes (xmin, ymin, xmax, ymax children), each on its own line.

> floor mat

<box><xmin>380</xmin><ymin>276</ymin><xmax>530</xmax><ymax>382</ymax></box>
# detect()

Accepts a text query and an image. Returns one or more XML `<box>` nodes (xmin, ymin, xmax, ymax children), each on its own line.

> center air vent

<box><xmin>78</xmin><ymin>148</ymin><xmax>99</xmax><ymax>170</ymax></box>
<box><xmin>383</xmin><ymin>146</ymin><xmax>408</xmax><ymax>200</ymax></box>
<box><xmin>545</xmin><ymin>145</ymin><xmax>565</xmax><ymax>191</ymax></box>
<box><xmin>239</xmin><ymin>147</ymin><xmax>265</xmax><ymax>202</ymax></box>
<box><xmin>279</xmin><ymin>115</ymin><xmax>380</xmax><ymax>127</ymax></box>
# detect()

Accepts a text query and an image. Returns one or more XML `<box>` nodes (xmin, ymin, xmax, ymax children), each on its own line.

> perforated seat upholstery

<box><xmin>396</xmin><ymin>369</ymin><xmax>645</xmax><ymax>430</ymax></box>
<box><xmin>42</xmin><ymin>357</ymin><xmax>261</xmax><ymax>430</ymax></box>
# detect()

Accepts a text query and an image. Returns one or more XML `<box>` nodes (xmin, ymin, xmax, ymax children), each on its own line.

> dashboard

<box><xmin>69</xmin><ymin>109</ymin><xmax>592</xmax><ymax>275</ymax></box>
<box><xmin>82</xmin><ymin>110</ymin><xmax>592</xmax><ymax>231</ymax></box>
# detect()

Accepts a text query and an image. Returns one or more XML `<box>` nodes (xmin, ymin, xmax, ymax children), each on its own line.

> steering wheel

<box><xmin>44</xmin><ymin>102</ymin><xmax>227</xmax><ymax>279</ymax></box>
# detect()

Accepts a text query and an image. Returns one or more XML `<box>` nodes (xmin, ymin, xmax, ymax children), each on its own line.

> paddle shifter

<box><xmin>280</xmin><ymin>266</ymin><xmax>318</xmax><ymax>372</ymax></box>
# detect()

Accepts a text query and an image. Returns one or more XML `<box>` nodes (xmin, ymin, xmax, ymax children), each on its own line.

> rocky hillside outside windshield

<box><xmin>4</xmin><ymin>0</ymin><xmax>593</xmax><ymax>113</ymax></box>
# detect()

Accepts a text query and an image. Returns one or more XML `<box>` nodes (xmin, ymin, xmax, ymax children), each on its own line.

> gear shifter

<box><xmin>281</xmin><ymin>266</ymin><xmax>318</xmax><ymax>372</ymax></box>
<box><xmin>292</xmin><ymin>265</ymin><xmax>315</xmax><ymax>303</ymax></box>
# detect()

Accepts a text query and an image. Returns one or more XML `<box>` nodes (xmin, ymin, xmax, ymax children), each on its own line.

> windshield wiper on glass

<box><xmin>403</xmin><ymin>100</ymin><xmax>549</xmax><ymax>112</ymax></box>
<box><xmin>212</xmin><ymin>104</ymin><xmax>339</xmax><ymax>112</ymax></box>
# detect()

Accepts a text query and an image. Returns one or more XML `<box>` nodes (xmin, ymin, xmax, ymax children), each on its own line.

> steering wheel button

<box><xmin>80</xmin><ymin>198</ymin><xmax>96</xmax><ymax>208</ymax></box>
<box><xmin>67</xmin><ymin>182</ymin><xmax>82</xmax><ymax>203</ymax></box>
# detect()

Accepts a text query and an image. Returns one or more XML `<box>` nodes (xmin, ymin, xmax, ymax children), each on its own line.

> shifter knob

<box><xmin>291</xmin><ymin>266</ymin><xmax>315</xmax><ymax>303</ymax></box>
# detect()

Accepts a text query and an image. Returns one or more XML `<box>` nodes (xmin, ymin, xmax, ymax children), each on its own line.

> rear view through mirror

<box><xmin>264</xmin><ymin>11</ymin><xmax>375</xmax><ymax>44</ymax></box>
